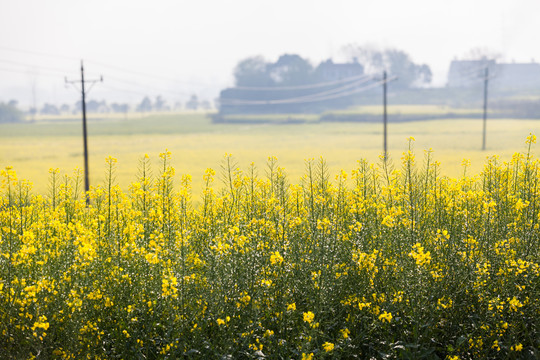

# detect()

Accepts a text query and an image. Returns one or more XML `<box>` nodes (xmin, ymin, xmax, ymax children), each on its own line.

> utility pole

<box><xmin>66</xmin><ymin>61</ymin><xmax>103</xmax><ymax>205</ymax></box>
<box><xmin>482</xmin><ymin>67</ymin><xmax>489</xmax><ymax>151</ymax></box>
<box><xmin>383</xmin><ymin>70</ymin><xmax>388</xmax><ymax>158</ymax></box>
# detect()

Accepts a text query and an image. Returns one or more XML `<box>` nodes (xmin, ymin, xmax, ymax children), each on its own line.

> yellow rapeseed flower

<box><xmin>303</xmin><ymin>311</ymin><xmax>315</xmax><ymax>324</ymax></box>
<box><xmin>511</xmin><ymin>343</ymin><xmax>523</xmax><ymax>352</ymax></box>
<box><xmin>379</xmin><ymin>311</ymin><xmax>392</xmax><ymax>323</ymax></box>
<box><xmin>270</xmin><ymin>251</ymin><xmax>284</xmax><ymax>265</ymax></box>
<box><xmin>322</xmin><ymin>342</ymin><xmax>335</xmax><ymax>352</ymax></box>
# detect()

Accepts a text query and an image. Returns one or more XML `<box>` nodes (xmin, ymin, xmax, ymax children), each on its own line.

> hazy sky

<box><xmin>1</xmin><ymin>0</ymin><xmax>540</xmax><ymax>106</ymax></box>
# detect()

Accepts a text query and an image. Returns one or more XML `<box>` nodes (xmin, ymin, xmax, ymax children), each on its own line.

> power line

<box><xmin>222</xmin><ymin>76</ymin><xmax>374</xmax><ymax>105</ymax></box>
<box><xmin>0</xmin><ymin>45</ymin><xmax>214</xmax><ymax>94</ymax></box>
<box><xmin>0</xmin><ymin>57</ymin><xmax>191</xmax><ymax>99</ymax></box>
<box><xmin>0</xmin><ymin>66</ymin><xmax>61</xmax><ymax>78</ymax></box>
<box><xmin>105</xmin><ymin>74</ymin><xmax>190</xmax><ymax>97</ymax></box>
<box><xmin>451</xmin><ymin>63</ymin><xmax>496</xmax><ymax>86</ymax></box>
<box><xmin>86</xmin><ymin>60</ymin><xmax>175</xmax><ymax>83</ymax></box>
<box><xmin>0</xmin><ymin>45</ymin><xmax>78</xmax><ymax>61</ymax></box>
<box><xmin>0</xmin><ymin>58</ymin><xmax>75</xmax><ymax>75</ymax></box>
<box><xmin>99</xmin><ymin>84</ymin><xmax>152</xmax><ymax>97</ymax></box>
<box><xmin>455</xmin><ymin>64</ymin><xmax>491</xmax><ymax>78</ymax></box>
<box><xmin>234</xmin><ymin>73</ymin><xmax>371</xmax><ymax>91</ymax></box>
<box><xmin>220</xmin><ymin>76</ymin><xmax>394</xmax><ymax>105</ymax></box>
<box><xmin>85</xmin><ymin>59</ymin><xmax>215</xmax><ymax>87</ymax></box>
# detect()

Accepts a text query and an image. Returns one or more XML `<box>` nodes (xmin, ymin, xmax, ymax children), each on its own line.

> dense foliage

<box><xmin>0</xmin><ymin>102</ymin><xmax>23</xmax><ymax>123</ymax></box>
<box><xmin>1</xmin><ymin>138</ymin><xmax>538</xmax><ymax>359</ymax></box>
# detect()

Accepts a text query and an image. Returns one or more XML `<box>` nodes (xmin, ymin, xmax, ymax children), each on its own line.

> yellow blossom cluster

<box><xmin>0</xmin><ymin>146</ymin><xmax>538</xmax><ymax>358</ymax></box>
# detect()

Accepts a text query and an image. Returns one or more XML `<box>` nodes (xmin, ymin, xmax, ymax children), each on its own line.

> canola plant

<box><xmin>0</xmin><ymin>138</ymin><xmax>538</xmax><ymax>359</ymax></box>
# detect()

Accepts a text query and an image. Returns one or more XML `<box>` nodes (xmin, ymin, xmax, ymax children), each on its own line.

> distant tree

<box><xmin>137</xmin><ymin>96</ymin><xmax>152</xmax><ymax>113</ymax></box>
<box><xmin>385</xmin><ymin>49</ymin><xmax>432</xmax><ymax>88</ymax></box>
<box><xmin>233</xmin><ymin>54</ymin><xmax>316</xmax><ymax>87</ymax></box>
<box><xmin>0</xmin><ymin>102</ymin><xmax>23</xmax><ymax>123</ymax></box>
<box><xmin>60</xmin><ymin>104</ymin><xmax>70</xmax><ymax>113</ymax></box>
<box><xmin>8</xmin><ymin>99</ymin><xmax>18</xmax><ymax>108</ymax></box>
<box><xmin>73</xmin><ymin>100</ymin><xmax>107</xmax><ymax>113</ymax></box>
<box><xmin>342</xmin><ymin>45</ymin><xmax>432</xmax><ymax>88</ymax></box>
<box><xmin>268</xmin><ymin>54</ymin><xmax>314</xmax><ymax>86</ymax></box>
<box><xmin>200</xmin><ymin>100</ymin><xmax>211</xmax><ymax>110</ymax></box>
<box><xmin>86</xmin><ymin>100</ymin><xmax>107</xmax><ymax>113</ymax></box>
<box><xmin>341</xmin><ymin>44</ymin><xmax>384</xmax><ymax>74</ymax></box>
<box><xmin>234</xmin><ymin>56</ymin><xmax>273</xmax><ymax>87</ymax></box>
<box><xmin>186</xmin><ymin>95</ymin><xmax>199</xmax><ymax>110</ymax></box>
<box><xmin>414</xmin><ymin>64</ymin><xmax>432</xmax><ymax>86</ymax></box>
<box><xmin>174</xmin><ymin>101</ymin><xmax>182</xmax><ymax>110</ymax></box>
<box><xmin>111</xmin><ymin>103</ymin><xmax>129</xmax><ymax>113</ymax></box>
<box><xmin>154</xmin><ymin>95</ymin><xmax>167</xmax><ymax>111</ymax></box>
<box><xmin>40</xmin><ymin>103</ymin><xmax>60</xmax><ymax>115</ymax></box>
<box><xmin>86</xmin><ymin>100</ymin><xmax>99</xmax><ymax>113</ymax></box>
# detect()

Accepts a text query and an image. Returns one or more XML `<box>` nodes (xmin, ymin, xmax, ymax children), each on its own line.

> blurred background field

<box><xmin>1</xmin><ymin>107</ymin><xmax>540</xmax><ymax>195</ymax></box>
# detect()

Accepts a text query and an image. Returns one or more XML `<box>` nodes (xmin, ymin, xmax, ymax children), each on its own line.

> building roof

<box><xmin>447</xmin><ymin>59</ymin><xmax>540</xmax><ymax>89</ymax></box>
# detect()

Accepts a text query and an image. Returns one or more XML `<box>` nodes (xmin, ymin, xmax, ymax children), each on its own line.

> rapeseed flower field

<box><xmin>0</xmin><ymin>138</ymin><xmax>538</xmax><ymax>359</ymax></box>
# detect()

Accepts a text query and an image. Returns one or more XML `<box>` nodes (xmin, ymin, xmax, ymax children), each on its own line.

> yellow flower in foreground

<box><xmin>508</xmin><ymin>296</ymin><xmax>523</xmax><ymax>312</ymax></box>
<box><xmin>270</xmin><ymin>251</ymin><xmax>284</xmax><ymax>265</ymax></box>
<box><xmin>511</xmin><ymin>343</ymin><xmax>523</xmax><ymax>352</ymax></box>
<box><xmin>379</xmin><ymin>311</ymin><xmax>392</xmax><ymax>323</ymax></box>
<box><xmin>303</xmin><ymin>311</ymin><xmax>315</xmax><ymax>324</ymax></box>
<box><xmin>340</xmin><ymin>328</ymin><xmax>350</xmax><ymax>339</ymax></box>
<box><xmin>322</xmin><ymin>342</ymin><xmax>335</xmax><ymax>352</ymax></box>
<box><xmin>301</xmin><ymin>353</ymin><xmax>314</xmax><ymax>360</ymax></box>
<box><xmin>31</xmin><ymin>315</ymin><xmax>50</xmax><ymax>336</ymax></box>
<box><xmin>287</xmin><ymin>302</ymin><xmax>296</xmax><ymax>311</ymax></box>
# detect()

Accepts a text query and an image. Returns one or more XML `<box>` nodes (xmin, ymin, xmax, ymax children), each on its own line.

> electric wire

<box><xmin>0</xmin><ymin>58</ymin><xmax>74</xmax><ymax>75</ymax></box>
<box><xmin>0</xmin><ymin>66</ymin><xmax>61</xmax><ymax>78</ymax></box>
<box><xmin>0</xmin><ymin>56</ymin><xmax>191</xmax><ymax>99</ymax></box>
<box><xmin>234</xmin><ymin>73</ymin><xmax>371</xmax><ymax>91</ymax></box>
<box><xmin>0</xmin><ymin>46</ymin><xmax>213</xmax><ymax>96</ymax></box>
<box><xmin>221</xmin><ymin>76</ymin><xmax>396</xmax><ymax>105</ymax></box>
<box><xmin>105</xmin><ymin>74</ymin><xmax>190</xmax><ymax>96</ymax></box>
<box><xmin>221</xmin><ymin>76</ymin><xmax>376</xmax><ymax>105</ymax></box>
<box><xmin>0</xmin><ymin>45</ymin><xmax>78</xmax><ymax>61</ymax></box>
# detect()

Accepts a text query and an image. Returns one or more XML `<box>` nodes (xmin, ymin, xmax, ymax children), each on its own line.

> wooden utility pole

<box><xmin>482</xmin><ymin>67</ymin><xmax>489</xmax><ymax>151</ymax></box>
<box><xmin>66</xmin><ymin>61</ymin><xmax>102</xmax><ymax>205</ymax></box>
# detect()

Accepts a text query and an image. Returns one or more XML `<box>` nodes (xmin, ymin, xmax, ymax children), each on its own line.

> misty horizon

<box><xmin>2</xmin><ymin>0</ymin><xmax>540</xmax><ymax>108</ymax></box>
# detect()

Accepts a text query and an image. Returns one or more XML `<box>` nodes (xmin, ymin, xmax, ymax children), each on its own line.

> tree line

<box><xmin>233</xmin><ymin>46</ymin><xmax>432</xmax><ymax>89</ymax></box>
<box><xmin>0</xmin><ymin>94</ymin><xmax>213</xmax><ymax>122</ymax></box>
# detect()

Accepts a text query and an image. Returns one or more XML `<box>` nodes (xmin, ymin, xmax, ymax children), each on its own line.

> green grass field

<box><xmin>1</xmin><ymin>108</ymin><xmax>540</xmax><ymax>194</ymax></box>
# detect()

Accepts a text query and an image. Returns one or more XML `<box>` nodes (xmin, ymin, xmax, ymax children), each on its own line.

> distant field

<box><xmin>327</xmin><ymin>104</ymin><xmax>484</xmax><ymax>115</ymax></box>
<box><xmin>1</xmin><ymin>109</ymin><xmax>540</xmax><ymax>194</ymax></box>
